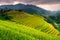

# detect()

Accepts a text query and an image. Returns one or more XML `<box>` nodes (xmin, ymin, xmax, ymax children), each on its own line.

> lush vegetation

<box><xmin>44</xmin><ymin>15</ymin><xmax>60</xmax><ymax>31</ymax></box>
<box><xmin>0</xmin><ymin>10</ymin><xmax>60</xmax><ymax>40</ymax></box>
<box><xmin>7</xmin><ymin>11</ymin><xmax>59</xmax><ymax>35</ymax></box>
<box><xmin>0</xmin><ymin>20</ymin><xmax>60</xmax><ymax>40</ymax></box>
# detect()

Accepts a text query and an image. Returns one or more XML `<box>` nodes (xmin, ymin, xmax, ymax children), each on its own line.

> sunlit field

<box><xmin>0</xmin><ymin>10</ymin><xmax>60</xmax><ymax>40</ymax></box>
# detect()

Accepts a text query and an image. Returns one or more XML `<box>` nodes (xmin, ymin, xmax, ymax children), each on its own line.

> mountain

<box><xmin>49</xmin><ymin>11</ymin><xmax>60</xmax><ymax>23</ymax></box>
<box><xmin>0</xmin><ymin>4</ymin><xmax>50</xmax><ymax>16</ymax></box>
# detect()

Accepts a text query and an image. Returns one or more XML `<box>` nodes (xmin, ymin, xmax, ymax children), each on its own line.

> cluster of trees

<box><xmin>0</xmin><ymin>7</ymin><xmax>11</xmax><ymax>20</ymax></box>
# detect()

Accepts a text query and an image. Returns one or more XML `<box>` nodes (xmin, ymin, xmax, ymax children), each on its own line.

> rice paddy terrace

<box><xmin>0</xmin><ymin>11</ymin><xmax>60</xmax><ymax>40</ymax></box>
<box><xmin>7</xmin><ymin>11</ymin><xmax>59</xmax><ymax>35</ymax></box>
<box><xmin>0</xmin><ymin>20</ymin><xmax>60</xmax><ymax>40</ymax></box>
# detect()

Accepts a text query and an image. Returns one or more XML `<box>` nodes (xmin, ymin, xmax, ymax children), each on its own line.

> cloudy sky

<box><xmin>0</xmin><ymin>0</ymin><xmax>60</xmax><ymax>11</ymax></box>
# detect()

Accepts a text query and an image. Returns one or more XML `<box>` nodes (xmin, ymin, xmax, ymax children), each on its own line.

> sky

<box><xmin>0</xmin><ymin>0</ymin><xmax>60</xmax><ymax>11</ymax></box>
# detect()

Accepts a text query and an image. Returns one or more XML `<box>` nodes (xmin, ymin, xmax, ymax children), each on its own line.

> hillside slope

<box><xmin>6</xmin><ymin>11</ymin><xmax>59</xmax><ymax>35</ymax></box>
<box><xmin>0</xmin><ymin>20</ymin><xmax>60</xmax><ymax>40</ymax></box>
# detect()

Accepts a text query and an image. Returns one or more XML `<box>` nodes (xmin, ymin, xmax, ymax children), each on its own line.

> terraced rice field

<box><xmin>0</xmin><ymin>20</ymin><xmax>60</xmax><ymax>40</ymax></box>
<box><xmin>7</xmin><ymin>11</ymin><xmax>59</xmax><ymax>35</ymax></box>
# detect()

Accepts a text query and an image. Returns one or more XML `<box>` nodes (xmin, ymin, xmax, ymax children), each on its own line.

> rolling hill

<box><xmin>0</xmin><ymin>3</ymin><xmax>60</xmax><ymax>40</ymax></box>
<box><xmin>0</xmin><ymin>20</ymin><xmax>60</xmax><ymax>40</ymax></box>
<box><xmin>6</xmin><ymin>11</ymin><xmax>59</xmax><ymax>35</ymax></box>
<box><xmin>0</xmin><ymin>10</ymin><xmax>60</xmax><ymax>40</ymax></box>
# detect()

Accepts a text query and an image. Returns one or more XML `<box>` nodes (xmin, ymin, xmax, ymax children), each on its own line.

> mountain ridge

<box><xmin>0</xmin><ymin>3</ymin><xmax>50</xmax><ymax>16</ymax></box>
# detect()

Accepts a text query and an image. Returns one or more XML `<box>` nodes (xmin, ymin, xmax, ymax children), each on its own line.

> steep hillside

<box><xmin>44</xmin><ymin>11</ymin><xmax>60</xmax><ymax>31</ymax></box>
<box><xmin>6</xmin><ymin>11</ymin><xmax>59</xmax><ymax>35</ymax></box>
<box><xmin>0</xmin><ymin>20</ymin><xmax>60</xmax><ymax>40</ymax></box>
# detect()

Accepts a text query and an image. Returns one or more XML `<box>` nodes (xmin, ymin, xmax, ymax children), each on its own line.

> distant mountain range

<box><xmin>0</xmin><ymin>4</ymin><xmax>51</xmax><ymax>16</ymax></box>
<box><xmin>0</xmin><ymin>4</ymin><xmax>60</xmax><ymax>16</ymax></box>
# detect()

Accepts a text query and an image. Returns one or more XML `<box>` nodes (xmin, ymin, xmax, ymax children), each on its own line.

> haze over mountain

<box><xmin>0</xmin><ymin>4</ymin><xmax>51</xmax><ymax>16</ymax></box>
<box><xmin>0</xmin><ymin>0</ymin><xmax>60</xmax><ymax>11</ymax></box>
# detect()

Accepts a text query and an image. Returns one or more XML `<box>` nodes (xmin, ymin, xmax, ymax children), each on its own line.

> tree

<box><xmin>0</xmin><ymin>7</ymin><xmax>11</xmax><ymax>20</ymax></box>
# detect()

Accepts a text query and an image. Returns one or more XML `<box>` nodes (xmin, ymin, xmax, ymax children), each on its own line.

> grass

<box><xmin>0</xmin><ymin>10</ymin><xmax>60</xmax><ymax>40</ymax></box>
<box><xmin>0</xmin><ymin>20</ymin><xmax>60</xmax><ymax>40</ymax></box>
<box><xmin>7</xmin><ymin>11</ymin><xmax>59</xmax><ymax>35</ymax></box>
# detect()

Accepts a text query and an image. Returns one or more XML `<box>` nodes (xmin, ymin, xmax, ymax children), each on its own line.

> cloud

<box><xmin>0</xmin><ymin>0</ymin><xmax>60</xmax><ymax>4</ymax></box>
<box><xmin>37</xmin><ymin>4</ymin><xmax>60</xmax><ymax>10</ymax></box>
<box><xmin>18</xmin><ymin>0</ymin><xmax>60</xmax><ymax>4</ymax></box>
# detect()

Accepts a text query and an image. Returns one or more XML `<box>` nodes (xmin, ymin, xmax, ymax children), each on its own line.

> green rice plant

<box><xmin>6</xmin><ymin>11</ymin><xmax>59</xmax><ymax>35</ymax></box>
<box><xmin>0</xmin><ymin>20</ymin><xmax>60</xmax><ymax>40</ymax></box>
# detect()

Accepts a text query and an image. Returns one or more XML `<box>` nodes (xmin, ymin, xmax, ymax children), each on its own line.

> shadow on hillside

<box><xmin>0</xmin><ymin>16</ymin><xmax>21</xmax><ymax>25</ymax></box>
